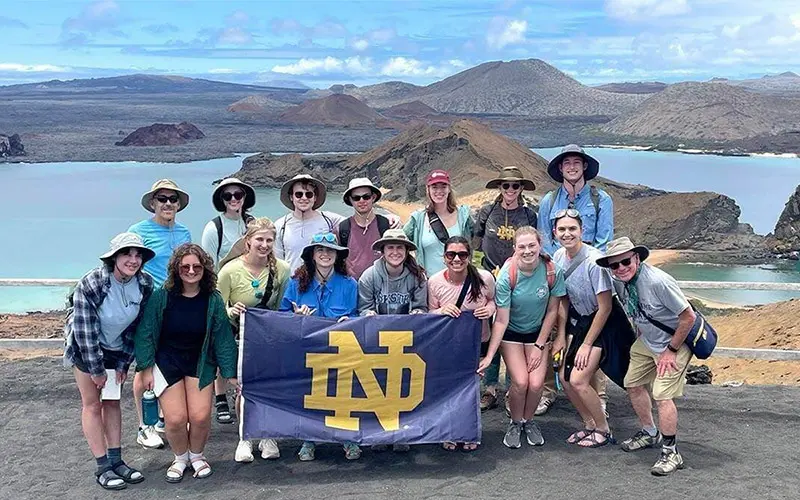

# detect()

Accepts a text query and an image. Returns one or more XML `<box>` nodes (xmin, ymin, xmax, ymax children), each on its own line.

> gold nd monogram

<box><xmin>305</xmin><ymin>330</ymin><xmax>426</xmax><ymax>432</ymax></box>
<box><xmin>497</xmin><ymin>224</ymin><xmax>516</xmax><ymax>241</ymax></box>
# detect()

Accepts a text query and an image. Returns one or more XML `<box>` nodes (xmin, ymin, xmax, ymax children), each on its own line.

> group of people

<box><xmin>63</xmin><ymin>144</ymin><xmax>698</xmax><ymax>491</ymax></box>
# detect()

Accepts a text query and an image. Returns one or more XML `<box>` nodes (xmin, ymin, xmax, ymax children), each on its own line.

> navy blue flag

<box><xmin>240</xmin><ymin>310</ymin><xmax>481</xmax><ymax>445</ymax></box>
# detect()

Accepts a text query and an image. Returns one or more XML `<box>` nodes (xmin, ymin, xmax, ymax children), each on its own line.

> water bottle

<box><xmin>552</xmin><ymin>351</ymin><xmax>564</xmax><ymax>392</ymax></box>
<box><xmin>142</xmin><ymin>390</ymin><xmax>159</xmax><ymax>426</ymax></box>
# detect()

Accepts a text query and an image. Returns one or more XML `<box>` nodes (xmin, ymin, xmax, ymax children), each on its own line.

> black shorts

<box><xmin>502</xmin><ymin>329</ymin><xmax>540</xmax><ymax>345</ymax></box>
<box><xmin>155</xmin><ymin>347</ymin><xmax>201</xmax><ymax>387</ymax></box>
<box><xmin>72</xmin><ymin>348</ymin><xmax>127</xmax><ymax>374</ymax></box>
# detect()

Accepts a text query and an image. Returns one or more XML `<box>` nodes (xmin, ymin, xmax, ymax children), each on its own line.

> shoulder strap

<box><xmin>544</xmin><ymin>258</ymin><xmax>556</xmax><ymax>289</ymax></box>
<box><xmin>427</xmin><ymin>210</ymin><xmax>450</xmax><ymax>244</ymax></box>
<box><xmin>454</xmin><ymin>275</ymin><xmax>471</xmax><ymax>309</ymax></box>
<box><xmin>243</xmin><ymin>212</ymin><xmax>255</xmax><ymax>225</ymax></box>
<box><xmin>523</xmin><ymin>204</ymin><xmax>538</xmax><ymax>228</ymax></box>
<box><xmin>321</xmin><ymin>212</ymin><xmax>334</xmax><ymax>231</ymax></box>
<box><xmin>213</xmin><ymin>216</ymin><xmax>223</xmax><ymax>259</ymax></box>
<box><xmin>507</xmin><ymin>255</ymin><xmax>555</xmax><ymax>290</ymax></box>
<box><xmin>255</xmin><ymin>269</ymin><xmax>276</xmax><ymax>309</ymax></box>
<box><xmin>636</xmin><ymin>301</ymin><xmax>675</xmax><ymax>335</ymax></box>
<box><xmin>590</xmin><ymin>185</ymin><xmax>601</xmax><ymax>221</ymax></box>
<box><xmin>376</xmin><ymin>214</ymin><xmax>390</xmax><ymax>236</ymax></box>
<box><xmin>339</xmin><ymin>218</ymin><xmax>352</xmax><ymax>247</ymax></box>
<box><xmin>508</xmin><ymin>258</ymin><xmax>517</xmax><ymax>290</ymax></box>
<box><xmin>563</xmin><ymin>248</ymin><xmax>591</xmax><ymax>280</ymax></box>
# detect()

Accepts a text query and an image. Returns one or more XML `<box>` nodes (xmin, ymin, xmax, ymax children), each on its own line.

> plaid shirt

<box><xmin>64</xmin><ymin>265</ymin><xmax>153</xmax><ymax>377</ymax></box>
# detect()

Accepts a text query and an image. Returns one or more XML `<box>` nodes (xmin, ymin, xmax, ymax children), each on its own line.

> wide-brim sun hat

<box><xmin>140</xmin><ymin>179</ymin><xmax>190</xmax><ymax>213</ymax></box>
<box><xmin>301</xmin><ymin>232</ymin><xmax>349</xmax><ymax>261</ymax></box>
<box><xmin>99</xmin><ymin>232</ymin><xmax>155</xmax><ymax>264</ymax></box>
<box><xmin>212</xmin><ymin>177</ymin><xmax>256</xmax><ymax>212</ymax></box>
<box><xmin>218</xmin><ymin>237</ymin><xmax>247</xmax><ymax>270</ymax></box>
<box><xmin>280</xmin><ymin>174</ymin><xmax>327</xmax><ymax>211</ymax></box>
<box><xmin>343</xmin><ymin>177</ymin><xmax>382</xmax><ymax>206</ymax></box>
<box><xmin>596</xmin><ymin>237</ymin><xmax>650</xmax><ymax>268</ymax></box>
<box><xmin>485</xmin><ymin>166</ymin><xmax>536</xmax><ymax>191</ymax></box>
<box><xmin>371</xmin><ymin>228</ymin><xmax>417</xmax><ymax>252</ymax></box>
<box><xmin>547</xmin><ymin>144</ymin><xmax>600</xmax><ymax>183</ymax></box>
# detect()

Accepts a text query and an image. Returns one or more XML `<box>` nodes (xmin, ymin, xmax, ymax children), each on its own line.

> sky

<box><xmin>1</xmin><ymin>0</ymin><xmax>799</xmax><ymax>88</ymax></box>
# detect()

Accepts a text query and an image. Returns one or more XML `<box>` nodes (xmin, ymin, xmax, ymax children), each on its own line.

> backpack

<box><xmin>546</xmin><ymin>184</ymin><xmax>601</xmax><ymax>229</ymax></box>
<box><xmin>507</xmin><ymin>254</ymin><xmax>556</xmax><ymax>291</ymax></box>
<box><xmin>278</xmin><ymin>211</ymin><xmax>335</xmax><ymax>251</ymax></box>
<box><xmin>213</xmin><ymin>213</ymin><xmax>255</xmax><ymax>260</ymax></box>
<box><xmin>339</xmin><ymin>214</ymin><xmax>391</xmax><ymax>247</ymax></box>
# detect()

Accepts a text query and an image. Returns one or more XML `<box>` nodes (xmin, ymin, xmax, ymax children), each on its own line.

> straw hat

<box><xmin>140</xmin><ymin>179</ymin><xmax>190</xmax><ymax>213</ymax></box>
<box><xmin>212</xmin><ymin>178</ymin><xmax>256</xmax><ymax>212</ymax></box>
<box><xmin>300</xmin><ymin>232</ymin><xmax>348</xmax><ymax>261</ymax></box>
<box><xmin>485</xmin><ymin>166</ymin><xmax>536</xmax><ymax>191</ymax></box>
<box><xmin>595</xmin><ymin>237</ymin><xmax>650</xmax><ymax>268</ymax></box>
<box><xmin>343</xmin><ymin>177</ymin><xmax>382</xmax><ymax>206</ymax></box>
<box><xmin>547</xmin><ymin>145</ymin><xmax>600</xmax><ymax>183</ymax></box>
<box><xmin>371</xmin><ymin>228</ymin><xmax>417</xmax><ymax>252</ymax></box>
<box><xmin>279</xmin><ymin>174</ymin><xmax>327</xmax><ymax>210</ymax></box>
<box><xmin>99</xmin><ymin>232</ymin><xmax>155</xmax><ymax>263</ymax></box>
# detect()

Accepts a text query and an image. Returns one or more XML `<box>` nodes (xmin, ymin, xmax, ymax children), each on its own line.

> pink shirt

<box><xmin>345</xmin><ymin>217</ymin><xmax>382</xmax><ymax>279</ymax></box>
<box><xmin>428</xmin><ymin>268</ymin><xmax>496</xmax><ymax>342</ymax></box>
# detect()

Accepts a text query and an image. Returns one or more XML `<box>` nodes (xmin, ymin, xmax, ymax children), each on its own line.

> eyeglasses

<box><xmin>608</xmin><ymin>257</ymin><xmax>634</xmax><ymax>270</ymax></box>
<box><xmin>554</xmin><ymin>208</ymin><xmax>581</xmax><ymax>219</ymax></box>
<box><xmin>155</xmin><ymin>195</ymin><xmax>179</xmax><ymax>204</ymax></box>
<box><xmin>444</xmin><ymin>251</ymin><xmax>470</xmax><ymax>261</ymax></box>
<box><xmin>350</xmin><ymin>193</ymin><xmax>373</xmax><ymax>202</ymax></box>
<box><xmin>311</xmin><ymin>233</ymin><xmax>337</xmax><ymax>244</ymax></box>
<box><xmin>501</xmin><ymin>183</ymin><xmax>521</xmax><ymax>191</ymax></box>
<box><xmin>221</xmin><ymin>191</ymin><xmax>245</xmax><ymax>201</ymax></box>
<box><xmin>293</xmin><ymin>191</ymin><xmax>315</xmax><ymax>199</ymax></box>
<box><xmin>179</xmin><ymin>263</ymin><xmax>204</xmax><ymax>273</ymax></box>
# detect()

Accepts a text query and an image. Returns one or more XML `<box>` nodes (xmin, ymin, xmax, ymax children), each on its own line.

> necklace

<box><xmin>316</xmin><ymin>268</ymin><xmax>333</xmax><ymax>286</ymax></box>
<box><xmin>354</xmin><ymin>211</ymin><xmax>374</xmax><ymax>235</ymax></box>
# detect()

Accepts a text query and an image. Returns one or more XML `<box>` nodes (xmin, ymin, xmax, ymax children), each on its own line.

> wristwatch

<box><xmin>667</xmin><ymin>344</ymin><xmax>679</xmax><ymax>353</ymax></box>
<box><xmin>533</xmin><ymin>343</ymin><xmax>545</xmax><ymax>351</ymax></box>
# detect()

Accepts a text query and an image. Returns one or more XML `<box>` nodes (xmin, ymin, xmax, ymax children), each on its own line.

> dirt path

<box><xmin>0</xmin><ymin>356</ymin><xmax>796</xmax><ymax>500</ymax></box>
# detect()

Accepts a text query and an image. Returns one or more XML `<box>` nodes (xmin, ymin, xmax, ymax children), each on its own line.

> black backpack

<box><xmin>213</xmin><ymin>213</ymin><xmax>255</xmax><ymax>260</ymax></box>
<box><xmin>338</xmin><ymin>214</ymin><xmax>391</xmax><ymax>247</ymax></box>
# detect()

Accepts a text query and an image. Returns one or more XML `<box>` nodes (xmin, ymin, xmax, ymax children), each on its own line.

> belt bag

<box><xmin>636</xmin><ymin>303</ymin><xmax>718</xmax><ymax>359</ymax></box>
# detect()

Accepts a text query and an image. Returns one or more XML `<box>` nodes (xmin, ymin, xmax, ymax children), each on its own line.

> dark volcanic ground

<box><xmin>0</xmin><ymin>355</ymin><xmax>797</xmax><ymax>500</ymax></box>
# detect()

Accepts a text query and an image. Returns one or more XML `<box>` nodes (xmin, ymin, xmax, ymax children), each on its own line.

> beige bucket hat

<box><xmin>212</xmin><ymin>177</ymin><xmax>256</xmax><ymax>212</ymax></box>
<box><xmin>279</xmin><ymin>174</ymin><xmax>327</xmax><ymax>211</ymax></box>
<box><xmin>343</xmin><ymin>177</ymin><xmax>382</xmax><ymax>206</ymax></box>
<box><xmin>595</xmin><ymin>237</ymin><xmax>650</xmax><ymax>268</ymax></box>
<box><xmin>99</xmin><ymin>232</ymin><xmax>155</xmax><ymax>263</ymax></box>
<box><xmin>485</xmin><ymin>166</ymin><xmax>536</xmax><ymax>191</ymax></box>
<box><xmin>140</xmin><ymin>179</ymin><xmax>190</xmax><ymax>212</ymax></box>
<box><xmin>371</xmin><ymin>228</ymin><xmax>417</xmax><ymax>252</ymax></box>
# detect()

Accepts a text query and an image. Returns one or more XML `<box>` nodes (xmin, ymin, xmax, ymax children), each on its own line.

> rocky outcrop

<box><xmin>0</xmin><ymin>133</ymin><xmax>25</xmax><ymax>157</ymax></box>
<box><xmin>381</xmin><ymin>101</ymin><xmax>439</xmax><ymax>120</ymax></box>
<box><xmin>233</xmin><ymin>119</ymin><xmax>763</xmax><ymax>251</ymax></box>
<box><xmin>115</xmin><ymin>122</ymin><xmax>204</xmax><ymax>146</ymax></box>
<box><xmin>768</xmin><ymin>185</ymin><xmax>800</xmax><ymax>253</ymax></box>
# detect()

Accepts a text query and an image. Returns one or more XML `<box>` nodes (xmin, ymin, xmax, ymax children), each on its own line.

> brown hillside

<box><xmin>602</xmin><ymin>82</ymin><xmax>800</xmax><ymax>141</ymax></box>
<box><xmin>115</xmin><ymin>122</ymin><xmax>204</xmax><ymax>146</ymax></box>
<box><xmin>381</xmin><ymin>101</ymin><xmax>439</xmax><ymax>119</ymax></box>
<box><xmin>278</xmin><ymin>94</ymin><xmax>387</xmax><ymax>126</ymax></box>
<box><xmin>227</xmin><ymin>95</ymin><xmax>291</xmax><ymax>113</ymax></box>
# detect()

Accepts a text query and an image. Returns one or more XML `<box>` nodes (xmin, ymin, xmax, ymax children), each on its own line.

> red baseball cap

<box><xmin>426</xmin><ymin>169</ymin><xmax>451</xmax><ymax>186</ymax></box>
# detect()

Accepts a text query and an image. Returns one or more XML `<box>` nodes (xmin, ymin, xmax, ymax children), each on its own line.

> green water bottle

<box><xmin>142</xmin><ymin>390</ymin><xmax>159</xmax><ymax>426</ymax></box>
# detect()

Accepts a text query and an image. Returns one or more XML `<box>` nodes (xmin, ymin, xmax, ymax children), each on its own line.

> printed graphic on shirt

<box><xmin>497</xmin><ymin>224</ymin><xmax>516</xmax><ymax>241</ymax></box>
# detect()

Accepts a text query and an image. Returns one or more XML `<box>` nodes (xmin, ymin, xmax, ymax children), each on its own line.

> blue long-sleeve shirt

<box><xmin>279</xmin><ymin>272</ymin><xmax>358</xmax><ymax>319</ymax></box>
<box><xmin>537</xmin><ymin>184</ymin><xmax>614</xmax><ymax>256</ymax></box>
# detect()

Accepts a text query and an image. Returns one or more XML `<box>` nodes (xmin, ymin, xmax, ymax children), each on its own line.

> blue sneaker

<box><xmin>298</xmin><ymin>441</ymin><xmax>315</xmax><ymax>461</ymax></box>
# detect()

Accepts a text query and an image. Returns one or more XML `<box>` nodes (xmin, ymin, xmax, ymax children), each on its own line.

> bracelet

<box><xmin>667</xmin><ymin>344</ymin><xmax>679</xmax><ymax>353</ymax></box>
<box><xmin>533</xmin><ymin>343</ymin><xmax>545</xmax><ymax>351</ymax></box>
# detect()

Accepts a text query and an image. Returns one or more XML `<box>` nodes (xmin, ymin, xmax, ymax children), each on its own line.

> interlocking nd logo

<box><xmin>305</xmin><ymin>330</ymin><xmax>426</xmax><ymax>432</ymax></box>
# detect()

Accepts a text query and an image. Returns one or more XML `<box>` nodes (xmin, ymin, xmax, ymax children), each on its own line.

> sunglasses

<box><xmin>221</xmin><ymin>191</ymin><xmax>245</xmax><ymax>202</ymax></box>
<box><xmin>311</xmin><ymin>233</ymin><xmax>337</xmax><ymax>244</ymax></box>
<box><xmin>501</xmin><ymin>183</ymin><xmax>521</xmax><ymax>191</ymax></box>
<box><xmin>554</xmin><ymin>208</ymin><xmax>581</xmax><ymax>219</ymax></box>
<box><xmin>180</xmin><ymin>263</ymin><xmax>204</xmax><ymax>273</ymax></box>
<box><xmin>350</xmin><ymin>193</ymin><xmax>373</xmax><ymax>202</ymax></box>
<box><xmin>155</xmin><ymin>195</ymin><xmax>179</xmax><ymax>204</ymax></box>
<box><xmin>293</xmin><ymin>191</ymin><xmax>315</xmax><ymax>199</ymax></box>
<box><xmin>608</xmin><ymin>257</ymin><xmax>634</xmax><ymax>270</ymax></box>
<box><xmin>444</xmin><ymin>251</ymin><xmax>470</xmax><ymax>261</ymax></box>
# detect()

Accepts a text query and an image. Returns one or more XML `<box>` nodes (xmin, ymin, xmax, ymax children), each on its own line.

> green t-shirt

<box><xmin>495</xmin><ymin>259</ymin><xmax>566</xmax><ymax>333</ymax></box>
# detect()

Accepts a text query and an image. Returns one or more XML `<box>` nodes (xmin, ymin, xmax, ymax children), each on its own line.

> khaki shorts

<box><xmin>624</xmin><ymin>337</ymin><xmax>692</xmax><ymax>400</ymax></box>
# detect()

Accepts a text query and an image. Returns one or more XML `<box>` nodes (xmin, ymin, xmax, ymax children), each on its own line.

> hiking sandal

<box><xmin>165</xmin><ymin>458</ymin><xmax>189</xmax><ymax>483</ymax></box>
<box><xmin>96</xmin><ymin>469</ymin><xmax>127</xmax><ymax>491</ymax></box>
<box><xmin>442</xmin><ymin>441</ymin><xmax>458</xmax><ymax>451</ymax></box>
<box><xmin>111</xmin><ymin>461</ymin><xmax>144</xmax><ymax>484</ymax></box>
<box><xmin>191</xmin><ymin>456</ymin><xmax>213</xmax><ymax>479</ymax></box>
<box><xmin>461</xmin><ymin>442</ymin><xmax>479</xmax><ymax>452</ymax></box>
<box><xmin>567</xmin><ymin>429</ymin><xmax>595</xmax><ymax>445</ymax></box>
<box><xmin>215</xmin><ymin>401</ymin><xmax>234</xmax><ymax>424</ymax></box>
<box><xmin>578</xmin><ymin>430</ymin><xmax>616</xmax><ymax>448</ymax></box>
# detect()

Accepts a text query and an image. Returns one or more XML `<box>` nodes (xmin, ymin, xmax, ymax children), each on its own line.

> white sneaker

<box><xmin>136</xmin><ymin>426</ymin><xmax>164</xmax><ymax>449</ymax></box>
<box><xmin>534</xmin><ymin>397</ymin><xmax>555</xmax><ymax>416</ymax></box>
<box><xmin>258</xmin><ymin>439</ymin><xmax>280</xmax><ymax>460</ymax></box>
<box><xmin>235</xmin><ymin>440</ymin><xmax>254</xmax><ymax>463</ymax></box>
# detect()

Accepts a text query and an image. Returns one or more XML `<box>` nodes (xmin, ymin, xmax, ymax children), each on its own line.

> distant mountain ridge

<box><xmin>716</xmin><ymin>72</ymin><xmax>800</xmax><ymax>94</ymax></box>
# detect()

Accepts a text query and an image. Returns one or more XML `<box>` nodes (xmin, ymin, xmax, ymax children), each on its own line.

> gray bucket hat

<box><xmin>140</xmin><ymin>179</ymin><xmax>190</xmax><ymax>213</ymax></box>
<box><xmin>280</xmin><ymin>174</ymin><xmax>327</xmax><ymax>211</ymax></box>
<box><xmin>301</xmin><ymin>232</ymin><xmax>349</xmax><ymax>261</ymax></box>
<box><xmin>99</xmin><ymin>232</ymin><xmax>155</xmax><ymax>263</ymax></box>
<box><xmin>212</xmin><ymin>177</ymin><xmax>256</xmax><ymax>212</ymax></box>
<box><xmin>343</xmin><ymin>177</ymin><xmax>382</xmax><ymax>206</ymax></box>
<box><xmin>371</xmin><ymin>228</ymin><xmax>417</xmax><ymax>252</ymax></box>
<box><xmin>595</xmin><ymin>237</ymin><xmax>650</xmax><ymax>268</ymax></box>
<box><xmin>547</xmin><ymin>145</ymin><xmax>600</xmax><ymax>183</ymax></box>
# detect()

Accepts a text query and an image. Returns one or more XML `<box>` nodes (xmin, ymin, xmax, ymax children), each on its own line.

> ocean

<box><xmin>0</xmin><ymin>149</ymin><xmax>798</xmax><ymax>313</ymax></box>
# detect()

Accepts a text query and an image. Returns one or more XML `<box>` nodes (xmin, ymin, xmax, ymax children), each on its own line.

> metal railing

<box><xmin>1</xmin><ymin>278</ymin><xmax>800</xmax><ymax>359</ymax></box>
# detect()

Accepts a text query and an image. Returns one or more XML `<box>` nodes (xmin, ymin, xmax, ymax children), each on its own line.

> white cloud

<box><xmin>0</xmin><ymin>63</ymin><xmax>71</xmax><ymax>72</ymax></box>
<box><xmin>270</xmin><ymin>56</ymin><xmax>462</xmax><ymax>80</ymax></box>
<box><xmin>605</xmin><ymin>0</ymin><xmax>689</xmax><ymax>21</ymax></box>
<box><xmin>272</xmin><ymin>56</ymin><xmax>372</xmax><ymax>76</ymax></box>
<box><xmin>217</xmin><ymin>27</ymin><xmax>252</xmax><ymax>45</ymax></box>
<box><xmin>63</xmin><ymin>0</ymin><xmax>121</xmax><ymax>32</ymax></box>
<box><xmin>380</xmin><ymin>57</ymin><xmax>463</xmax><ymax>78</ymax></box>
<box><xmin>208</xmin><ymin>68</ymin><xmax>238</xmax><ymax>74</ymax></box>
<box><xmin>486</xmin><ymin>17</ymin><xmax>528</xmax><ymax>49</ymax></box>
<box><xmin>351</xmin><ymin>38</ymin><xmax>369</xmax><ymax>51</ymax></box>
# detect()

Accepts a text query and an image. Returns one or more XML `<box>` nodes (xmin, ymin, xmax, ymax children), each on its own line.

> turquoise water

<box><xmin>1</xmin><ymin>149</ymin><xmax>799</xmax><ymax>313</ymax></box>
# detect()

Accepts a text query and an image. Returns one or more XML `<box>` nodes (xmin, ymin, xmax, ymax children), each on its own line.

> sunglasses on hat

<box><xmin>222</xmin><ymin>191</ymin><xmax>245</xmax><ymax>202</ymax></box>
<box><xmin>311</xmin><ymin>233</ymin><xmax>337</xmax><ymax>244</ymax></box>
<box><xmin>554</xmin><ymin>208</ymin><xmax>581</xmax><ymax>219</ymax></box>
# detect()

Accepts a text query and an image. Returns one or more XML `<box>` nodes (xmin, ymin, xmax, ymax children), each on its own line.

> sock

<box><xmin>215</xmin><ymin>394</ymin><xmax>228</xmax><ymax>405</ymax></box>
<box><xmin>175</xmin><ymin>451</ymin><xmax>189</xmax><ymax>462</ymax></box>
<box><xmin>95</xmin><ymin>455</ymin><xmax>109</xmax><ymax>474</ymax></box>
<box><xmin>643</xmin><ymin>425</ymin><xmax>658</xmax><ymax>437</ymax></box>
<box><xmin>662</xmin><ymin>434</ymin><xmax>677</xmax><ymax>453</ymax></box>
<box><xmin>189</xmin><ymin>450</ymin><xmax>204</xmax><ymax>462</ymax></box>
<box><xmin>107</xmin><ymin>447</ymin><xmax>122</xmax><ymax>466</ymax></box>
<box><xmin>158</xmin><ymin>417</ymin><xmax>165</xmax><ymax>425</ymax></box>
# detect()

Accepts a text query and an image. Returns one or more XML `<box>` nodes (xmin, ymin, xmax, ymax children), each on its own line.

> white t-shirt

<box><xmin>553</xmin><ymin>244</ymin><xmax>612</xmax><ymax>317</ymax></box>
<box><xmin>274</xmin><ymin>210</ymin><xmax>345</xmax><ymax>272</ymax></box>
<box><xmin>201</xmin><ymin>215</ymin><xmax>247</xmax><ymax>268</ymax></box>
